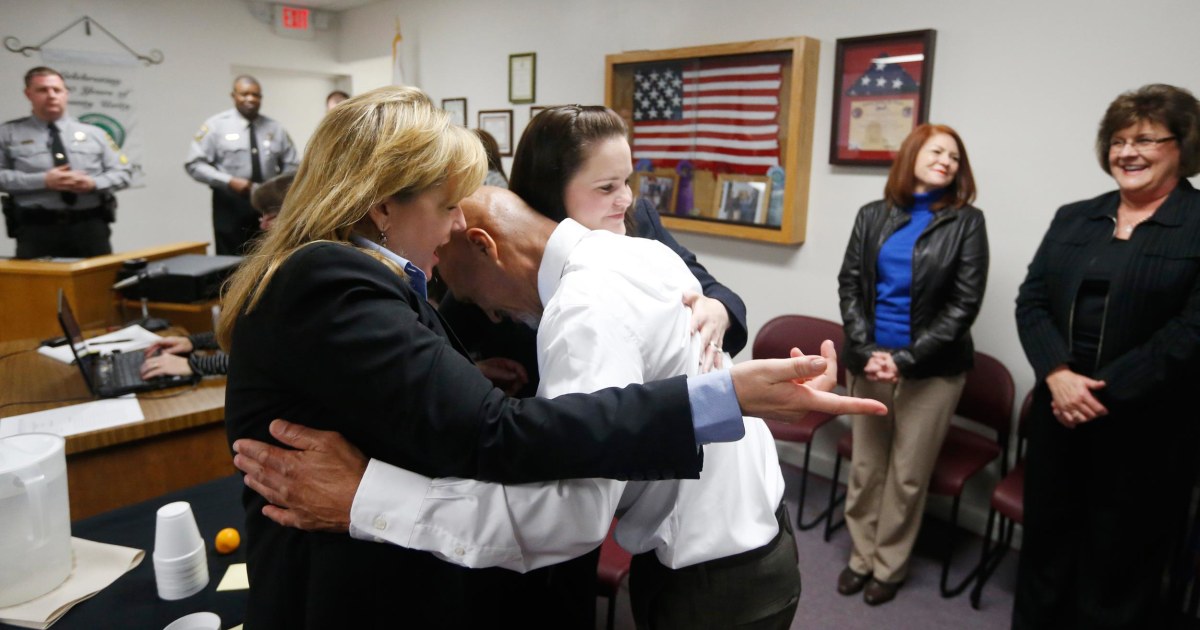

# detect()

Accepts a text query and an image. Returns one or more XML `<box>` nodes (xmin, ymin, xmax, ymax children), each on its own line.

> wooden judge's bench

<box><xmin>0</xmin><ymin>242</ymin><xmax>234</xmax><ymax>520</ymax></box>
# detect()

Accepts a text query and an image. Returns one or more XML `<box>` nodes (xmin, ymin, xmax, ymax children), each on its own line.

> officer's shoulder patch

<box><xmin>119</xmin><ymin>154</ymin><xmax>129</xmax><ymax>165</ymax></box>
<box><xmin>194</xmin><ymin>124</ymin><xmax>209</xmax><ymax>142</ymax></box>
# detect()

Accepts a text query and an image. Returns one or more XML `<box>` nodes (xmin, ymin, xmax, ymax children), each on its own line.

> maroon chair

<box><xmin>752</xmin><ymin>314</ymin><xmax>846</xmax><ymax>530</ymax></box>
<box><xmin>596</xmin><ymin>519</ymin><xmax>631</xmax><ymax>630</ymax></box>
<box><xmin>970</xmin><ymin>390</ymin><xmax>1033</xmax><ymax>609</ymax></box>
<box><xmin>823</xmin><ymin>351</ymin><xmax>1016</xmax><ymax>598</ymax></box>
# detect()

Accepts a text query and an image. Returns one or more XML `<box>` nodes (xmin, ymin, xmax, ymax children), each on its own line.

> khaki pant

<box><xmin>844</xmin><ymin>371</ymin><xmax>966</xmax><ymax>584</ymax></box>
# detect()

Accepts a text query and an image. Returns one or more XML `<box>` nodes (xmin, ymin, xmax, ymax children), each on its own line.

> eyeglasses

<box><xmin>1108</xmin><ymin>136</ymin><xmax>1176</xmax><ymax>152</ymax></box>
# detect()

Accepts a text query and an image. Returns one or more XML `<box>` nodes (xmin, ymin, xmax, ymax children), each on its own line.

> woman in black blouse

<box><xmin>1014</xmin><ymin>84</ymin><xmax>1200</xmax><ymax>629</ymax></box>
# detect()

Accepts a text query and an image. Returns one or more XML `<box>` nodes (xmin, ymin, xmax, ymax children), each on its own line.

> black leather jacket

<box><xmin>838</xmin><ymin>199</ymin><xmax>989</xmax><ymax>379</ymax></box>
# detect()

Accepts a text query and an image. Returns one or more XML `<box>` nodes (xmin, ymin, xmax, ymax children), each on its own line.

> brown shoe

<box><xmin>863</xmin><ymin>578</ymin><xmax>902</xmax><ymax>606</ymax></box>
<box><xmin>837</xmin><ymin>567</ymin><xmax>871</xmax><ymax>595</ymax></box>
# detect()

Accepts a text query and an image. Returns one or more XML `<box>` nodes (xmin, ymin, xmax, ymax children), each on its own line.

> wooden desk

<box><xmin>0</xmin><ymin>241</ymin><xmax>209</xmax><ymax>343</ymax></box>
<box><xmin>0</xmin><ymin>336</ymin><xmax>231</xmax><ymax>520</ymax></box>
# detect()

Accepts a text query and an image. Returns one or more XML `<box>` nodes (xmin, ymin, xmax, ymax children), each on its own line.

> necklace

<box><xmin>1116</xmin><ymin>214</ymin><xmax>1153</xmax><ymax>235</ymax></box>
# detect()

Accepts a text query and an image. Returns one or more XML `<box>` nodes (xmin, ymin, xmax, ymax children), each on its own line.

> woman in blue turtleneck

<box><xmin>835</xmin><ymin>124</ymin><xmax>990</xmax><ymax>606</ymax></box>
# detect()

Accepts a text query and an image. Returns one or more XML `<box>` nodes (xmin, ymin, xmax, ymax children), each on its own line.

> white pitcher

<box><xmin>0</xmin><ymin>433</ymin><xmax>73</xmax><ymax>608</ymax></box>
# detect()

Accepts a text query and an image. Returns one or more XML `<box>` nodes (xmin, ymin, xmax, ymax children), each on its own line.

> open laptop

<box><xmin>56</xmin><ymin>290</ymin><xmax>198</xmax><ymax>397</ymax></box>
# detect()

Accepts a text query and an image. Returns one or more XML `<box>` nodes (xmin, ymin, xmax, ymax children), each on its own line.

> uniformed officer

<box><xmin>0</xmin><ymin>66</ymin><xmax>132</xmax><ymax>259</ymax></box>
<box><xmin>185</xmin><ymin>75</ymin><xmax>298</xmax><ymax>255</ymax></box>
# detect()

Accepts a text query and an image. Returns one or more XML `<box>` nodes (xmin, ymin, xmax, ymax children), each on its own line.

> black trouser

<box><xmin>15</xmin><ymin>211</ymin><xmax>111</xmax><ymax>259</ymax></box>
<box><xmin>1013</xmin><ymin>388</ymin><xmax>1197</xmax><ymax>630</ymax></box>
<box><xmin>211</xmin><ymin>188</ymin><xmax>261</xmax><ymax>256</ymax></box>
<box><xmin>629</xmin><ymin>504</ymin><xmax>801</xmax><ymax>629</ymax></box>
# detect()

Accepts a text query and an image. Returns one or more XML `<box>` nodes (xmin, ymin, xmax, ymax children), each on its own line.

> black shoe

<box><xmin>837</xmin><ymin>567</ymin><xmax>871</xmax><ymax>595</ymax></box>
<box><xmin>863</xmin><ymin>578</ymin><xmax>902</xmax><ymax>606</ymax></box>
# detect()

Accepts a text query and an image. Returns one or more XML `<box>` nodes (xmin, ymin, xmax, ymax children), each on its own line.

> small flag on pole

<box><xmin>391</xmin><ymin>19</ymin><xmax>405</xmax><ymax>86</ymax></box>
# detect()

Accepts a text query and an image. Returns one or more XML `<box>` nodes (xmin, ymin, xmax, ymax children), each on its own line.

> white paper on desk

<box><xmin>0</xmin><ymin>397</ymin><xmax>143</xmax><ymax>439</ymax></box>
<box><xmin>36</xmin><ymin>325</ymin><xmax>161</xmax><ymax>365</ymax></box>
<box><xmin>0</xmin><ymin>537</ymin><xmax>144</xmax><ymax>629</ymax></box>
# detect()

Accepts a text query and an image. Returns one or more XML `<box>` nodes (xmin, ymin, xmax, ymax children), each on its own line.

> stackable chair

<box><xmin>597</xmin><ymin>519</ymin><xmax>632</xmax><ymax>630</ymax></box>
<box><xmin>752</xmin><ymin>314</ymin><xmax>846</xmax><ymax>530</ymax></box>
<box><xmin>823</xmin><ymin>351</ymin><xmax>1016</xmax><ymax>598</ymax></box>
<box><xmin>970</xmin><ymin>391</ymin><xmax>1033</xmax><ymax>609</ymax></box>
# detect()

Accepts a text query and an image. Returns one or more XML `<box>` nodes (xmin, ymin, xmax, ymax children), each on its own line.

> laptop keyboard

<box><xmin>98</xmin><ymin>351</ymin><xmax>148</xmax><ymax>389</ymax></box>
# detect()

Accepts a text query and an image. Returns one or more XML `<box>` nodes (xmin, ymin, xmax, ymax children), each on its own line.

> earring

<box><xmin>378</xmin><ymin>231</ymin><xmax>388</xmax><ymax>248</ymax></box>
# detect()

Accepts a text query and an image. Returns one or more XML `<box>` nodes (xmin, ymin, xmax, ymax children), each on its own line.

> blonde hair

<box><xmin>216</xmin><ymin>85</ymin><xmax>486</xmax><ymax>348</ymax></box>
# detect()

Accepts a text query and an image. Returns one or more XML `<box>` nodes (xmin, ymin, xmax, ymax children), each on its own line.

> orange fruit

<box><xmin>214</xmin><ymin>527</ymin><xmax>240</xmax><ymax>554</ymax></box>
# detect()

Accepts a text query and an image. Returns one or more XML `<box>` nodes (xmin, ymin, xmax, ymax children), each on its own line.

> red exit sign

<box><xmin>281</xmin><ymin>6</ymin><xmax>310</xmax><ymax>30</ymax></box>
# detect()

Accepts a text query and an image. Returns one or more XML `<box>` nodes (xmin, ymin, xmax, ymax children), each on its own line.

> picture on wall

<box><xmin>441</xmin><ymin>98</ymin><xmax>467</xmax><ymax>127</ymax></box>
<box><xmin>477</xmin><ymin>110</ymin><xmax>513</xmax><ymax>156</ymax></box>
<box><xmin>509</xmin><ymin>52</ymin><xmax>536</xmax><ymax>104</ymax></box>
<box><xmin>830</xmin><ymin>29</ymin><xmax>937</xmax><ymax>166</ymax></box>
<box><xmin>714</xmin><ymin>174</ymin><xmax>771</xmax><ymax>225</ymax></box>
<box><xmin>633</xmin><ymin>171</ymin><xmax>679</xmax><ymax>217</ymax></box>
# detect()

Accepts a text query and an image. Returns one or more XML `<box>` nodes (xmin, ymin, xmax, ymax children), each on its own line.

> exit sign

<box><xmin>273</xmin><ymin>4</ymin><xmax>316</xmax><ymax>39</ymax></box>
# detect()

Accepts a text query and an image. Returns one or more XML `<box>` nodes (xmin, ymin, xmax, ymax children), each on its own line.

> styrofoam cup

<box><xmin>154</xmin><ymin>502</ymin><xmax>203</xmax><ymax>561</ymax></box>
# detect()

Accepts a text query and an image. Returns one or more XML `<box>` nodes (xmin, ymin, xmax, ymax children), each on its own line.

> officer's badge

<box><xmin>194</xmin><ymin>124</ymin><xmax>209</xmax><ymax>142</ymax></box>
<box><xmin>74</xmin><ymin>131</ymin><xmax>87</xmax><ymax>142</ymax></box>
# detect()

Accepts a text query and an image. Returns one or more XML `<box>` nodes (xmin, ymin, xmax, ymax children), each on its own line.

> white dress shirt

<box><xmin>350</xmin><ymin>219</ymin><xmax>784</xmax><ymax>571</ymax></box>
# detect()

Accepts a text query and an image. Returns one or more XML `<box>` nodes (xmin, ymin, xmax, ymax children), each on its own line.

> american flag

<box><xmin>845</xmin><ymin>53</ymin><xmax>919</xmax><ymax>96</ymax></box>
<box><xmin>631</xmin><ymin>57</ymin><xmax>782</xmax><ymax>175</ymax></box>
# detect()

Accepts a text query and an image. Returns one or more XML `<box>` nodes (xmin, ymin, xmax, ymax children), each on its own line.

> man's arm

<box><xmin>183</xmin><ymin>122</ymin><xmax>232</xmax><ymax>189</ymax></box>
<box><xmin>90</xmin><ymin>131</ymin><xmax>132</xmax><ymax>192</ymax></box>
<box><xmin>0</xmin><ymin>126</ymin><xmax>50</xmax><ymax>193</ymax></box>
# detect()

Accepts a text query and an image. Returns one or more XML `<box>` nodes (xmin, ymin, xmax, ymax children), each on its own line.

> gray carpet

<box><xmin>597</xmin><ymin>467</ymin><xmax>1020</xmax><ymax>629</ymax></box>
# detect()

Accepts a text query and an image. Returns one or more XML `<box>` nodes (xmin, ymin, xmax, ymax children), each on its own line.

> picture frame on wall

<box><xmin>478</xmin><ymin>109</ymin><xmax>514</xmax><ymax>156</ymax></box>
<box><xmin>606</xmin><ymin>37</ymin><xmax>820</xmax><ymax>245</ymax></box>
<box><xmin>441</xmin><ymin>98</ymin><xmax>467</xmax><ymax>127</ymax></box>
<box><xmin>713</xmin><ymin>174</ymin><xmax>771</xmax><ymax>225</ymax></box>
<box><xmin>509</xmin><ymin>52</ymin><xmax>536</xmax><ymax>104</ymax></box>
<box><xmin>830</xmin><ymin>29</ymin><xmax>936</xmax><ymax>166</ymax></box>
<box><xmin>633</xmin><ymin>171</ymin><xmax>679</xmax><ymax>217</ymax></box>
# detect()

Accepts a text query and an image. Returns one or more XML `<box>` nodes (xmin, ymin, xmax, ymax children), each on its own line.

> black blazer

<box><xmin>1016</xmin><ymin>179</ymin><xmax>1200</xmax><ymax>406</ymax></box>
<box><xmin>438</xmin><ymin>198</ymin><xmax>749</xmax><ymax>396</ymax></box>
<box><xmin>838</xmin><ymin>199</ymin><xmax>989</xmax><ymax>379</ymax></box>
<box><xmin>225</xmin><ymin>242</ymin><xmax>703</xmax><ymax>628</ymax></box>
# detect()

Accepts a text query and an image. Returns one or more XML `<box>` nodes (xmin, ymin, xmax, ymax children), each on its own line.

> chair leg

<box><xmin>796</xmin><ymin>442</ymin><xmax>835</xmax><ymax>531</ymax></box>
<box><xmin>969</xmin><ymin>508</ymin><xmax>1008</xmax><ymax>610</ymax></box>
<box><xmin>940</xmin><ymin>495</ymin><xmax>983</xmax><ymax>598</ymax></box>
<box><xmin>823</xmin><ymin>451</ymin><xmax>848</xmax><ymax>542</ymax></box>
<box><xmin>606</xmin><ymin>590</ymin><xmax>618</xmax><ymax>630</ymax></box>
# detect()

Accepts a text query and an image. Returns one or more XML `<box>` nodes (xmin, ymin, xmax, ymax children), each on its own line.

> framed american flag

<box><xmin>606</xmin><ymin>37</ymin><xmax>819</xmax><ymax>245</ymax></box>
<box><xmin>830</xmin><ymin>30</ymin><xmax>937</xmax><ymax>166</ymax></box>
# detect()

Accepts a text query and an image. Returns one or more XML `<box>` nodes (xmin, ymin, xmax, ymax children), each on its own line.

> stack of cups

<box><xmin>153</xmin><ymin>501</ymin><xmax>209</xmax><ymax>600</ymax></box>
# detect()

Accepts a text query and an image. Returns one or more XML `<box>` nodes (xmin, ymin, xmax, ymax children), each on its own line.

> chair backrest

<box><xmin>752</xmin><ymin>314</ymin><xmax>846</xmax><ymax>386</ymax></box>
<box><xmin>955</xmin><ymin>351</ymin><xmax>1016</xmax><ymax>467</ymax></box>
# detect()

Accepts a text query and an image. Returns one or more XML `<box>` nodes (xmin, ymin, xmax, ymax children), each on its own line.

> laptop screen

<box><xmin>56</xmin><ymin>289</ymin><xmax>97</xmax><ymax>393</ymax></box>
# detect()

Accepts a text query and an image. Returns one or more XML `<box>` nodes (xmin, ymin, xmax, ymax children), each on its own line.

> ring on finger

<box><xmin>709</xmin><ymin>342</ymin><xmax>721</xmax><ymax>350</ymax></box>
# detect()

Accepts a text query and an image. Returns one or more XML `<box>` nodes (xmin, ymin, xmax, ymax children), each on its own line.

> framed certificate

<box><xmin>830</xmin><ymin>30</ymin><xmax>936</xmax><ymax>166</ymax></box>
<box><xmin>508</xmin><ymin>52</ymin><xmax>536</xmax><ymax>104</ymax></box>
<box><xmin>477</xmin><ymin>110</ymin><xmax>513</xmax><ymax>156</ymax></box>
<box><xmin>441</xmin><ymin>98</ymin><xmax>467</xmax><ymax>127</ymax></box>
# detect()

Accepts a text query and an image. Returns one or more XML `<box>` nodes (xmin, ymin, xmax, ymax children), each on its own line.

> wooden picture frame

<box><xmin>606</xmin><ymin>37</ymin><xmax>820</xmax><ymax>244</ymax></box>
<box><xmin>713</xmin><ymin>174</ymin><xmax>771</xmax><ymax>225</ymax></box>
<box><xmin>477</xmin><ymin>110</ymin><xmax>513</xmax><ymax>156</ymax></box>
<box><xmin>441</xmin><ymin>98</ymin><xmax>467</xmax><ymax>127</ymax></box>
<box><xmin>509</xmin><ymin>52</ymin><xmax>536</xmax><ymax>104</ymax></box>
<box><xmin>830</xmin><ymin>29</ymin><xmax>936</xmax><ymax>166</ymax></box>
<box><xmin>633</xmin><ymin>171</ymin><xmax>680</xmax><ymax>217</ymax></box>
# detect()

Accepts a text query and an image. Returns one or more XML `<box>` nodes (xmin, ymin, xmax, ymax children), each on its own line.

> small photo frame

<box><xmin>478</xmin><ymin>110</ymin><xmax>514</xmax><ymax>156</ymax></box>
<box><xmin>441</xmin><ymin>98</ymin><xmax>467</xmax><ymax>127</ymax></box>
<box><xmin>713</xmin><ymin>174</ymin><xmax>771</xmax><ymax>225</ymax></box>
<box><xmin>830</xmin><ymin>29</ymin><xmax>936</xmax><ymax>166</ymax></box>
<box><xmin>509</xmin><ymin>52</ymin><xmax>536</xmax><ymax>104</ymax></box>
<box><xmin>633</xmin><ymin>171</ymin><xmax>679</xmax><ymax>216</ymax></box>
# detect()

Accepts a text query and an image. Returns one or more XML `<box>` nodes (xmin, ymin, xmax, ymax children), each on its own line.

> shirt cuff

<box><xmin>348</xmin><ymin>458</ymin><xmax>430</xmax><ymax>544</ymax></box>
<box><xmin>687</xmin><ymin>369</ymin><xmax>745</xmax><ymax>444</ymax></box>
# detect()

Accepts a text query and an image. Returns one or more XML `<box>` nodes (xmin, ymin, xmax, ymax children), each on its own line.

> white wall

<box><xmin>338</xmin><ymin>0</ymin><xmax>1200</xmax><ymax>533</ymax></box>
<box><xmin>0</xmin><ymin>0</ymin><xmax>367</xmax><ymax>258</ymax></box>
